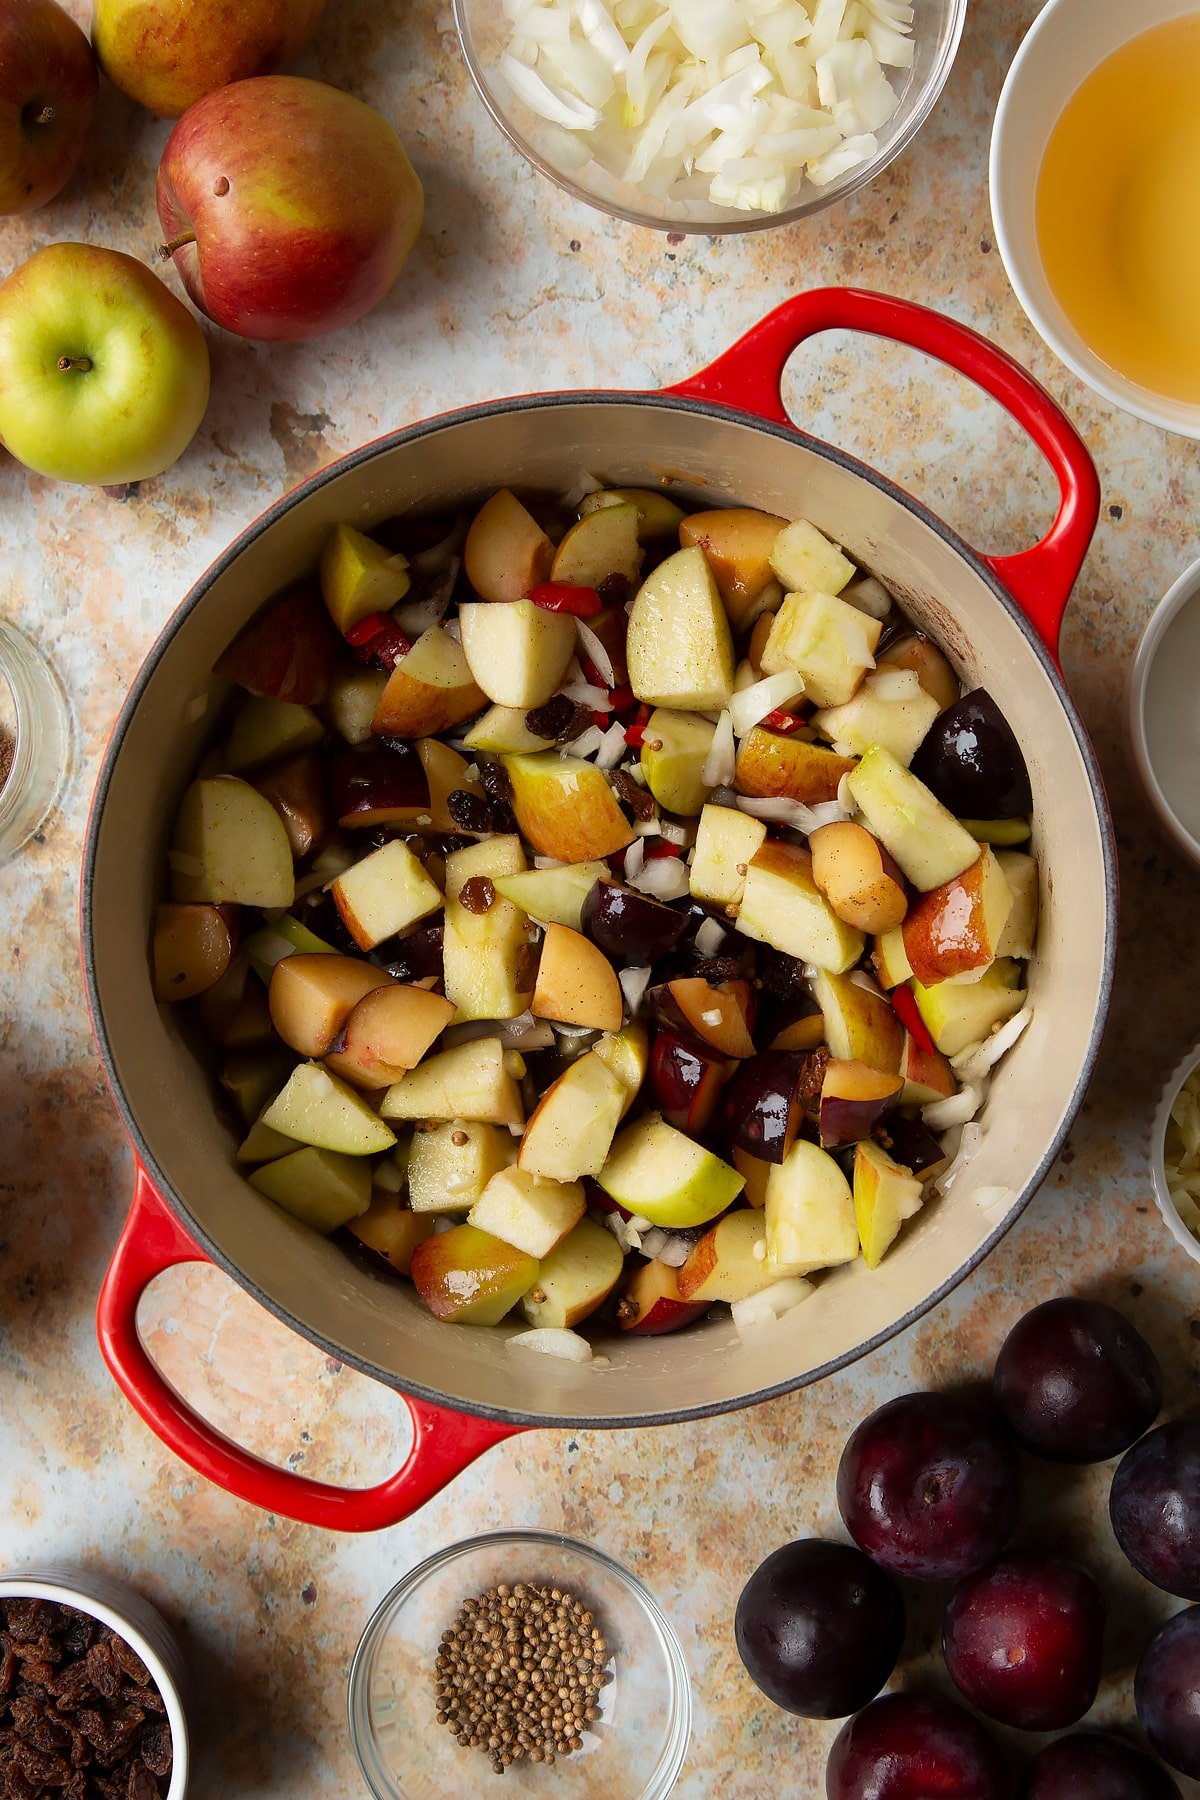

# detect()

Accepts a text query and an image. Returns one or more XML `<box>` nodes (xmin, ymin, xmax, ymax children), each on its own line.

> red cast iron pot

<box><xmin>83</xmin><ymin>289</ymin><xmax>1115</xmax><ymax>1531</ymax></box>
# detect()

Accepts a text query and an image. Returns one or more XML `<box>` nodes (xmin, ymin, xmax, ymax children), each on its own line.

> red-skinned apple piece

<box><xmin>157</xmin><ymin>76</ymin><xmax>423</xmax><ymax>342</ymax></box>
<box><xmin>268</xmin><ymin>953</ymin><xmax>391</xmax><ymax>1058</ymax></box>
<box><xmin>324</xmin><ymin>983</ymin><xmax>455</xmax><ymax>1087</ymax></box>
<box><xmin>819</xmin><ymin>1060</ymin><xmax>904</xmax><ymax>1149</ymax></box>
<box><xmin>370</xmin><ymin>625</ymin><xmax>485</xmax><ymax>739</ymax></box>
<box><xmin>617</xmin><ymin>1259</ymin><xmax>708</xmax><ymax>1335</ymax></box>
<box><xmin>901</xmin><ymin>846</ymin><xmax>1014</xmax><ymax>986</ymax></box>
<box><xmin>0</xmin><ymin>0</ymin><xmax>97</xmax><ymax>215</ymax></box>
<box><xmin>215</xmin><ymin>586</ymin><xmax>338</xmax><ymax>705</ymax></box>
<box><xmin>650</xmin><ymin>1031</ymin><xmax>728</xmax><ymax>1134</ymax></box>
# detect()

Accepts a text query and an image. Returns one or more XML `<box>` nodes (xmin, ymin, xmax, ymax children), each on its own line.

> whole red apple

<box><xmin>0</xmin><ymin>0</ymin><xmax>98</xmax><ymax>214</ymax></box>
<box><xmin>92</xmin><ymin>0</ymin><xmax>326</xmax><ymax>119</ymax></box>
<box><xmin>156</xmin><ymin>75</ymin><xmax>423</xmax><ymax>342</ymax></box>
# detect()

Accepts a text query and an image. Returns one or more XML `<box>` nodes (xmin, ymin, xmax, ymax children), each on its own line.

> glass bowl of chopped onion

<box><xmin>349</xmin><ymin>1530</ymin><xmax>691</xmax><ymax>1798</ymax></box>
<box><xmin>452</xmin><ymin>0</ymin><xmax>967</xmax><ymax>231</ymax></box>
<box><xmin>1151</xmin><ymin>1045</ymin><xmax>1200</xmax><ymax>1268</ymax></box>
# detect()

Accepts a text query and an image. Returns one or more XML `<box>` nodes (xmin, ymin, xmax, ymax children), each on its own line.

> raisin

<box><xmin>13</xmin><ymin>1739</ymin><xmax>72</xmax><ymax>1786</ymax></box>
<box><xmin>457</xmin><ymin>876</ymin><xmax>495</xmax><ymax>915</ymax></box>
<box><xmin>1</xmin><ymin>1604</ymin><xmax>48</xmax><ymax>1644</ymax></box>
<box><xmin>128</xmin><ymin>1766</ymin><xmax>159</xmax><ymax>1800</ymax></box>
<box><xmin>524</xmin><ymin>694</ymin><xmax>588</xmax><ymax>742</ymax></box>
<box><xmin>138</xmin><ymin>1722</ymin><xmax>172</xmax><ymax>1779</ymax></box>
<box><xmin>479</xmin><ymin>761</ymin><xmax>512</xmax><ymax>803</ymax></box>
<box><xmin>110</xmin><ymin>1640</ymin><xmax>151</xmax><ymax>1691</ymax></box>
<box><xmin>609</xmin><ymin>768</ymin><xmax>656</xmax><ymax>822</ymax></box>
<box><xmin>0</xmin><ymin>1640</ymin><xmax>14</xmax><ymax>1696</ymax></box>
<box><xmin>85</xmin><ymin>1643</ymin><xmax>122</xmax><ymax>1701</ymax></box>
<box><xmin>597</xmin><ymin>572</ymin><xmax>630</xmax><ymax>606</ymax></box>
<box><xmin>445</xmin><ymin>790</ymin><xmax>494</xmax><ymax>833</ymax></box>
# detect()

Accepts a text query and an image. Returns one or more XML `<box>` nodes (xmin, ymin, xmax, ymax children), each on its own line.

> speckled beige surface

<box><xmin>2</xmin><ymin>1</ymin><xmax>1200</xmax><ymax>1795</ymax></box>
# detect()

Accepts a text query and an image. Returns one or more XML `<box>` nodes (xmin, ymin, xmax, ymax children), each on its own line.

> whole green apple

<box><xmin>92</xmin><ymin>0</ymin><xmax>325</xmax><ymax>119</ymax></box>
<box><xmin>0</xmin><ymin>0</ymin><xmax>98</xmax><ymax>214</ymax></box>
<box><xmin>0</xmin><ymin>242</ymin><xmax>211</xmax><ymax>485</ymax></box>
<box><xmin>157</xmin><ymin>75</ymin><xmax>424</xmax><ymax>342</ymax></box>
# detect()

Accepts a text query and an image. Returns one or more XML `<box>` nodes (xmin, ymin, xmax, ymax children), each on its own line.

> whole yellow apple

<box><xmin>0</xmin><ymin>242</ymin><xmax>210</xmax><ymax>485</ymax></box>
<box><xmin>91</xmin><ymin>0</ymin><xmax>325</xmax><ymax>118</ymax></box>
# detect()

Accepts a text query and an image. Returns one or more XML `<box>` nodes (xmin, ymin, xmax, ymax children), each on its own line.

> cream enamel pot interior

<box><xmin>84</xmin><ymin>290</ymin><xmax>1116</xmax><ymax>1532</ymax></box>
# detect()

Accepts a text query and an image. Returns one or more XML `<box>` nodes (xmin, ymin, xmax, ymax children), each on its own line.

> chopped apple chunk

<box><xmin>532</xmin><ymin>923</ymin><xmax>624</xmax><ymax>1032</ymax></box>
<box><xmin>494</xmin><ymin>860</ymin><xmax>610</xmax><ymax>930</ymax></box>
<box><xmin>901</xmin><ymin>846</ymin><xmax>1013</xmax><ymax>986</ymax></box>
<box><xmin>319</xmin><ymin>522</ymin><xmax>409</xmax><ymax>633</ymax></box>
<box><xmin>411</xmin><ymin>1223</ymin><xmax>539</xmax><ymax>1325</ymax></box>
<box><xmin>463</xmin><ymin>488</ymin><xmax>554</xmax><ymax>604</ymax></box>
<box><xmin>617</xmin><ymin>1258</ymin><xmax>707</xmax><ymax>1335</ymax></box>
<box><xmin>348</xmin><ymin>1191</ymin><xmax>435</xmax><ymax>1274</ymax></box>
<box><xmin>459</xmin><ymin>600</ymin><xmax>577</xmax><ymax>709</ymax></box>
<box><xmin>261</xmin><ymin>1062</ymin><xmax>396</xmax><ymax>1156</ymax></box>
<box><xmin>626</xmin><ymin>546</ymin><xmax>735</xmax><ymax>710</ymax></box>
<box><xmin>469</xmin><ymin>1167</ymin><xmax>585</xmax><ymax>1259</ymax></box>
<box><xmin>518</xmin><ymin>1052</ymin><xmax>627</xmax><ymax>1182</ymax></box>
<box><xmin>679</xmin><ymin>507</ymin><xmax>789</xmax><ymax>632</ymax></box>
<box><xmin>249</xmin><ymin>1146</ymin><xmax>372</xmax><ymax>1231</ymax></box>
<box><xmin>591</xmin><ymin>1019</ymin><xmax>650</xmax><ymax>1116</ymax></box>
<box><xmin>809</xmin><ymin>822</ymin><xmax>908</xmax><ymax>934</ymax></box>
<box><xmin>331</xmin><ymin>839</ymin><xmax>443</xmax><ymax>952</ymax></box>
<box><xmin>735</xmin><ymin>728</ymin><xmax>857</xmax><ymax>806</ymax></box>
<box><xmin>442</xmin><ymin>835</ymin><xmax>534</xmax><ymax>1022</ymax></box>
<box><xmin>462</xmin><ymin>705</ymin><xmax>555</xmax><ymax>756</ymax></box>
<box><xmin>689</xmin><ymin>803</ymin><xmax>767</xmax><ymax>908</ymax></box>
<box><xmin>407</xmin><ymin>1120</ymin><xmax>516</xmax><ymax>1213</ymax></box>
<box><xmin>170</xmin><ymin>776</ymin><xmax>295</xmax><ymax>910</ymax></box>
<box><xmin>759</xmin><ymin>591</ymin><xmax>881</xmax><ymax>708</ymax></box>
<box><xmin>269</xmin><ymin>954</ymin><xmax>392</xmax><ymax>1058</ymax></box>
<box><xmin>765</xmin><ymin>1138</ymin><xmax>859</xmax><ymax>1273</ymax></box>
<box><xmin>328</xmin><ymin>665</ymin><xmax>389</xmax><ymax>746</ymax></box>
<box><xmin>519</xmin><ymin>1217</ymin><xmax>625</xmax><ymax>1329</ymax></box>
<box><xmin>503</xmin><ymin>754</ymin><xmax>634</xmax><ymax>863</ymax></box>
<box><xmin>845</xmin><ymin>745</ymin><xmax>979</xmax><ymax>892</ymax></box>
<box><xmin>809</xmin><ymin>969</ymin><xmax>903</xmax><ymax>1073</ymax></box>
<box><xmin>381</xmin><ymin>1038</ymin><xmax>525</xmax><ymax>1127</ymax></box>
<box><xmin>911</xmin><ymin>959</ymin><xmax>1026</xmax><ymax>1056</ymax></box>
<box><xmin>325</xmin><ymin>984</ymin><xmax>455</xmax><ymax>1087</ymax></box>
<box><xmin>371</xmin><ymin>625</ymin><xmax>485</xmax><ymax>739</ymax></box>
<box><xmin>737</xmin><ymin>841</ymin><xmax>865</xmax><ymax>973</ymax></box>
<box><xmin>551</xmin><ymin>501</ymin><xmax>643</xmax><ymax>588</ymax></box>
<box><xmin>598</xmin><ymin>1112</ymin><xmax>743</xmax><ymax>1228</ymax></box>
<box><xmin>769</xmin><ymin>519</ymin><xmax>856</xmax><ymax>596</ymax></box>
<box><xmin>677</xmin><ymin>1207</ymin><xmax>808</xmax><ymax>1304</ymax></box>
<box><xmin>854</xmin><ymin>1140</ymin><xmax>925</xmax><ymax>1269</ymax></box>
<box><xmin>226</xmin><ymin>696</ymin><xmax>324</xmax><ymax>773</ymax></box>
<box><xmin>813</xmin><ymin>667</ymin><xmax>941</xmax><ymax>766</ymax></box>
<box><xmin>995</xmin><ymin>851</ymin><xmax>1039</xmax><ymax>959</ymax></box>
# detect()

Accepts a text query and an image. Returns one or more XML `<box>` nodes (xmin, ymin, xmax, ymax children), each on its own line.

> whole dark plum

<box><xmin>836</xmin><ymin>1392</ymin><xmax>1021</xmax><ymax>1581</ymax></box>
<box><xmin>1022</xmin><ymin>1733</ymin><xmax>1181</xmax><ymax>1799</ymax></box>
<box><xmin>993</xmin><ymin>1297</ymin><xmax>1162</xmax><ymax>1463</ymax></box>
<box><xmin>943</xmin><ymin>1552</ymin><xmax>1105</xmax><ymax>1730</ymax></box>
<box><xmin>735</xmin><ymin>1539</ymin><xmax>904</xmax><ymax>1719</ymax></box>
<box><xmin>826</xmin><ymin>1693</ymin><xmax>1009</xmax><ymax>1800</ymax></box>
<box><xmin>910</xmin><ymin>688</ymin><xmax>1033</xmax><ymax>819</ymax></box>
<box><xmin>1110</xmin><ymin>1418</ymin><xmax>1200</xmax><ymax>1599</ymax></box>
<box><xmin>1135</xmin><ymin>1606</ymin><xmax>1200</xmax><ymax>1780</ymax></box>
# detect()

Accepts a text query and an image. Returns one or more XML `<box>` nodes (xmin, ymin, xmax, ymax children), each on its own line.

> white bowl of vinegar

<box><xmin>991</xmin><ymin>0</ymin><xmax>1200</xmax><ymax>436</ymax></box>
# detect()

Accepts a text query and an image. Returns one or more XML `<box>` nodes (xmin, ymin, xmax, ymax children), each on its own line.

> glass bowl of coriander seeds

<box><xmin>348</xmin><ymin>1531</ymin><xmax>691</xmax><ymax>1799</ymax></box>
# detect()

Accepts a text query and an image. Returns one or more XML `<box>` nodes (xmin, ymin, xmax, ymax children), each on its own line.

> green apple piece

<box><xmin>627</xmin><ymin>546</ymin><xmax>736</xmax><ymax>710</ymax></box>
<box><xmin>381</xmin><ymin>1038</ymin><xmax>525</xmax><ymax>1127</ymax></box>
<box><xmin>462</xmin><ymin>706</ymin><xmax>555</xmax><ymax>755</ymax></box>
<box><xmin>676</xmin><ymin>1207</ymin><xmax>809</xmax><ymax>1304</ymax></box>
<box><xmin>458</xmin><ymin>599</ymin><xmax>577</xmax><ymax>710</ymax></box>
<box><xmin>845</xmin><ymin>745</ymin><xmax>980</xmax><ymax>892</ymax></box>
<box><xmin>319</xmin><ymin>522</ymin><xmax>410</xmax><ymax>633</ymax></box>
<box><xmin>407</xmin><ymin>1120</ymin><xmax>516</xmax><ymax>1214</ymax></box>
<box><xmin>261</xmin><ymin>1061</ymin><xmax>396</xmax><ymax>1155</ymax></box>
<box><xmin>170</xmin><ymin>776</ymin><xmax>294</xmax><ymax>909</ymax></box>
<box><xmin>245</xmin><ymin>911</ymin><xmax>337</xmax><ymax>981</ymax></box>
<box><xmin>503</xmin><ymin>754</ymin><xmax>635</xmax><ymax>862</ymax></box>
<box><xmin>809</xmin><ymin>968</ymin><xmax>904</xmax><ymax>1072</ymax></box>
<box><xmin>410</xmin><ymin>1224</ymin><xmax>538</xmax><ymax>1325</ymax></box>
<box><xmin>328</xmin><ymin>665</ymin><xmax>390</xmax><ymax>746</ymax></box>
<box><xmin>443</xmin><ymin>834</ymin><xmax>534</xmax><ymax>1021</ymax></box>
<box><xmin>911</xmin><ymin>959</ymin><xmax>1026</xmax><ymax>1056</ymax></box>
<box><xmin>518</xmin><ymin>1217</ymin><xmax>626</xmax><ymax>1329</ymax></box>
<box><xmin>579</xmin><ymin>487</ymin><xmax>686</xmax><ymax>542</ymax></box>
<box><xmin>219</xmin><ymin>1045</ymin><xmax>294</xmax><ymax>1125</ymax></box>
<box><xmin>518</xmin><ymin>1052</ymin><xmax>627</xmax><ymax>1181</ymax></box>
<box><xmin>598</xmin><ymin>1112</ymin><xmax>744</xmax><ymax>1228</ymax></box>
<box><xmin>995</xmin><ymin>851</ymin><xmax>1039</xmax><ymax>959</ymax></box>
<box><xmin>248</xmin><ymin>1146</ymin><xmax>371</xmax><ymax>1231</ymax></box>
<box><xmin>592</xmin><ymin>1019</ymin><xmax>650</xmax><ymax>1116</ymax></box>
<box><xmin>331</xmin><ymin>839</ymin><xmax>443</xmax><ymax>952</ymax></box>
<box><xmin>469</xmin><ymin>1166</ymin><xmax>585</xmax><ymax>1259</ymax></box>
<box><xmin>640</xmin><ymin>709</ymin><xmax>716</xmax><ymax>817</ymax></box>
<box><xmin>236</xmin><ymin>1117</ymin><xmax>297</xmax><ymax>1163</ymax></box>
<box><xmin>873</xmin><ymin>926</ymin><xmax>913</xmax><ymax>989</ymax></box>
<box><xmin>736</xmin><ymin>841</ymin><xmax>865</xmax><ymax>972</ymax></box>
<box><xmin>813</xmin><ymin>669</ymin><xmax>941</xmax><ymax>767</ymax></box>
<box><xmin>225</xmin><ymin>696</ymin><xmax>323</xmax><ymax>773</ymax></box>
<box><xmin>493</xmin><ymin>860</ymin><xmax>610</xmax><ymax>930</ymax></box>
<box><xmin>854</xmin><ymin>1140</ymin><xmax>925</xmax><ymax>1269</ymax></box>
<box><xmin>689</xmin><ymin>803</ymin><xmax>767</xmax><ymax>908</ymax></box>
<box><xmin>963</xmin><ymin>818</ymin><xmax>1033</xmax><ymax>846</ymax></box>
<box><xmin>551</xmin><ymin>501</ymin><xmax>644</xmax><ymax>587</ymax></box>
<box><xmin>759</xmin><ymin>591</ymin><xmax>881</xmax><ymax>708</ymax></box>
<box><xmin>769</xmin><ymin>519</ymin><xmax>856</xmax><ymax>595</ymax></box>
<box><xmin>765</xmin><ymin>1138</ymin><xmax>859</xmax><ymax>1273</ymax></box>
<box><xmin>0</xmin><ymin>243</ymin><xmax>210</xmax><ymax>487</ymax></box>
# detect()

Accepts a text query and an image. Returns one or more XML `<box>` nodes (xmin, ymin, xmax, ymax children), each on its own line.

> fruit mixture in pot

<box><xmin>153</xmin><ymin>483</ymin><xmax>1038</xmax><ymax>1352</ymax></box>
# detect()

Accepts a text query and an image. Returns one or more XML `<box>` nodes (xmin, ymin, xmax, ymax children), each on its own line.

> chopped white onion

<box><xmin>700</xmin><ymin>709</ymin><xmax>736</xmax><ymax>787</ymax></box>
<box><xmin>560</xmin><ymin>468</ymin><xmax>606</xmax><ymax>505</ymax></box>
<box><xmin>732</xmin><ymin>1276</ymin><xmax>815</xmax><ymax>1336</ymax></box>
<box><xmin>566</xmin><ymin>723</ymin><xmax>605</xmax><ymax>760</ymax></box>
<box><xmin>443</xmin><ymin>1013</ymin><xmax>557</xmax><ymax>1051</ymax></box>
<box><xmin>497</xmin><ymin>0</ymin><xmax>908</xmax><ymax>214</ymax></box>
<box><xmin>575</xmin><ymin>618</ymin><xmax>615</xmax><ymax>688</ymax></box>
<box><xmin>630</xmin><ymin>854</ymin><xmax>690</xmax><ymax>900</ymax></box>
<box><xmin>922</xmin><ymin>1083</ymin><xmax>985</xmax><ymax>1132</ymax></box>
<box><xmin>951</xmin><ymin>1006</ymin><xmax>1033</xmax><ymax>1086</ymax></box>
<box><xmin>533</xmin><ymin>853</ymin><xmax>566</xmax><ymax>869</ymax></box>
<box><xmin>624</xmin><ymin>835</ymin><xmax>645</xmax><ymax>878</ymax></box>
<box><xmin>729</xmin><ymin>671</ymin><xmax>806</xmax><ymax>739</ymax></box>
<box><xmin>507</xmin><ymin>1327</ymin><xmax>594</xmax><ymax>1363</ymax></box>
<box><xmin>695</xmin><ymin>916</ymin><xmax>728</xmax><ymax>958</ymax></box>
<box><xmin>836</xmin><ymin>771</ymin><xmax>858</xmax><ymax>813</ymax></box>
<box><xmin>848</xmin><ymin>968</ymin><xmax>885</xmax><ymax>997</ymax></box>
<box><xmin>638</xmin><ymin>1228</ymin><xmax>693</xmax><ymax>1267</ymax></box>
<box><xmin>562</xmin><ymin>678</ymin><xmax>610</xmax><ymax>709</ymax></box>
<box><xmin>619</xmin><ymin>964</ymin><xmax>652</xmax><ymax>1014</ymax></box>
<box><xmin>595</xmin><ymin>721</ymin><xmax>628</xmax><ymax>768</ymax></box>
<box><xmin>934</xmin><ymin>1121</ymin><xmax>982</xmax><ymax>1195</ymax></box>
<box><xmin>842</xmin><ymin>574</ymin><xmax>893</xmax><ymax>620</ymax></box>
<box><xmin>736</xmin><ymin>793</ymin><xmax>851</xmax><ymax>834</ymax></box>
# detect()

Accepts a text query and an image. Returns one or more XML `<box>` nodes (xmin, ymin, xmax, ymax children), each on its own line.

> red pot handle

<box><xmin>663</xmin><ymin>287</ymin><xmax>1100</xmax><ymax>662</ymax></box>
<box><xmin>96</xmin><ymin>1165</ymin><xmax>522</xmax><ymax>1532</ymax></box>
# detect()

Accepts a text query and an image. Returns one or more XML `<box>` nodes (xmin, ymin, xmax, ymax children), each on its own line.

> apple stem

<box><xmin>158</xmin><ymin>232</ymin><xmax>197</xmax><ymax>260</ymax></box>
<box><xmin>56</xmin><ymin>356</ymin><xmax>92</xmax><ymax>374</ymax></box>
<box><xmin>32</xmin><ymin>104</ymin><xmax>55</xmax><ymax>126</ymax></box>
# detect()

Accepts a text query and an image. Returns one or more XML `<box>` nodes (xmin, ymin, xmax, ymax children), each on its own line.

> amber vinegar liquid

<box><xmin>1036</xmin><ymin>14</ymin><xmax>1200</xmax><ymax>403</ymax></box>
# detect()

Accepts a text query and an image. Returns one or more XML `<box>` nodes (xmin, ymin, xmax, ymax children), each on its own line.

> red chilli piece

<box><xmin>762</xmin><ymin>707</ymin><xmax>807</xmax><ymax>734</ymax></box>
<box><xmin>892</xmin><ymin>983</ymin><xmax>936</xmax><ymax>1055</ymax></box>
<box><xmin>350</xmin><ymin>617</ymin><xmax>412</xmax><ymax>670</ymax></box>
<box><xmin>606</xmin><ymin>683</ymin><xmax>635</xmax><ymax>714</ymax></box>
<box><xmin>624</xmin><ymin>703</ymin><xmax>653</xmax><ymax>747</ymax></box>
<box><xmin>528</xmin><ymin>581</ymin><xmax>604</xmax><ymax>617</ymax></box>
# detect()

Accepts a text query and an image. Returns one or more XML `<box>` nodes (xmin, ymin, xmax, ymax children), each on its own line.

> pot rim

<box><xmin>81</xmin><ymin>387</ymin><xmax>1118</xmax><ymax>1429</ymax></box>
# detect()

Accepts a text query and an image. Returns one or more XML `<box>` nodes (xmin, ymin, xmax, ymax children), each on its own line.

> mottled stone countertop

<box><xmin>2</xmin><ymin>1</ymin><xmax>1200</xmax><ymax>1795</ymax></box>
